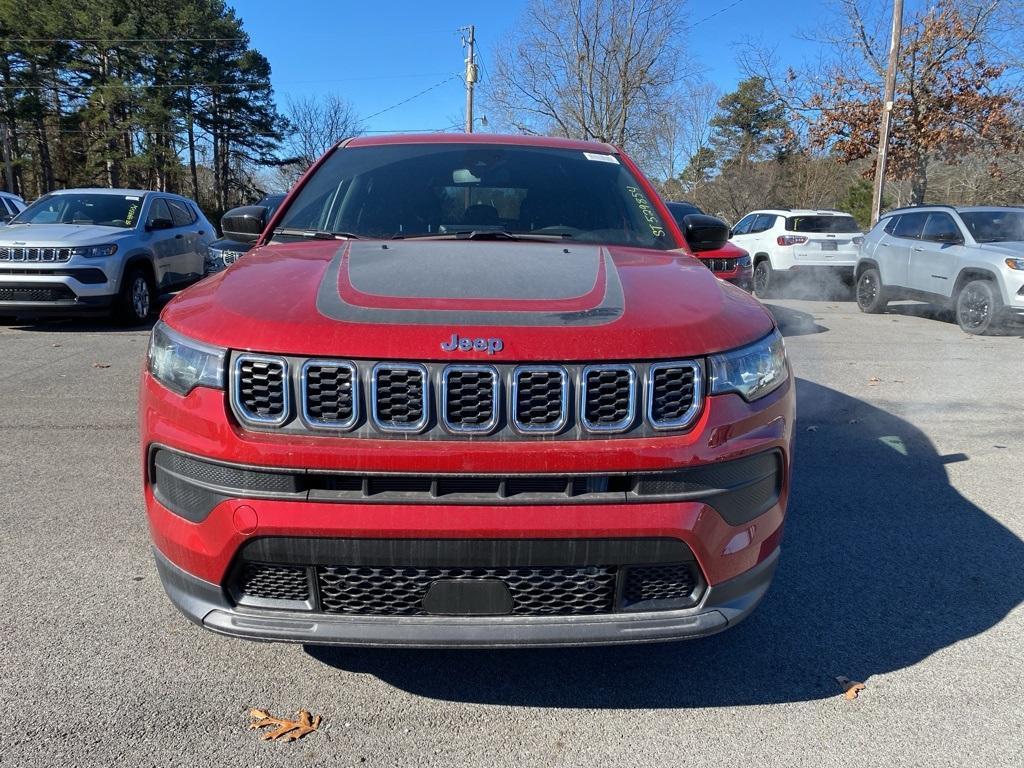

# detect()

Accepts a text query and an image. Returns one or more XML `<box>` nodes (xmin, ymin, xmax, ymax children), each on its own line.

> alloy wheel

<box><xmin>857</xmin><ymin>273</ymin><xmax>877</xmax><ymax>309</ymax></box>
<box><xmin>132</xmin><ymin>276</ymin><xmax>151</xmax><ymax>320</ymax></box>
<box><xmin>958</xmin><ymin>283</ymin><xmax>990</xmax><ymax>330</ymax></box>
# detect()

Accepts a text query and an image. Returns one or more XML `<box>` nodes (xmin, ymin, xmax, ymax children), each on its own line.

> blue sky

<box><xmin>240</xmin><ymin>0</ymin><xmax>849</xmax><ymax>133</ymax></box>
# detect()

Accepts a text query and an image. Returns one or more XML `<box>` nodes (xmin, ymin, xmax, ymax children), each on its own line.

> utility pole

<box><xmin>462</xmin><ymin>25</ymin><xmax>477</xmax><ymax>133</ymax></box>
<box><xmin>870</xmin><ymin>0</ymin><xmax>904</xmax><ymax>225</ymax></box>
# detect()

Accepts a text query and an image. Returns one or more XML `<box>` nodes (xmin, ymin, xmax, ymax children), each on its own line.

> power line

<box><xmin>362</xmin><ymin>73</ymin><xmax>464</xmax><ymax>122</ymax></box>
<box><xmin>0</xmin><ymin>72</ymin><xmax>458</xmax><ymax>90</ymax></box>
<box><xmin>0</xmin><ymin>37</ymin><xmax>244</xmax><ymax>44</ymax></box>
<box><xmin>690</xmin><ymin>0</ymin><xmax>748</xmax><ymax>27</ymax></box>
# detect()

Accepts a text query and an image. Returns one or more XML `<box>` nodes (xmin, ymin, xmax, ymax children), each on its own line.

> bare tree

<box><xmin>278</xmin><ymin>93</ymin><xmax>363</xmax><ymax>185</ymax></box>
<box><xmin>644</xmin><ymin>80</ymin><xmax>719</xmax><ymax>193</ymax></box>
<box><xmin>486</xmin><ymin>0</ymin><xmax>689</xmax><ymax>153</ymax></box>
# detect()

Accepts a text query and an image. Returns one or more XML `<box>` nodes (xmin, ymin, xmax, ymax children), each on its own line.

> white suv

<box><xmin>729</xmin><ymin>209</ymin><xmax>863</xmax><ymax>297</ymax></box>
<box><xmin>856</xmin><ymin>206</ymin><xmax>1024</xmax><ymax>334</ymax></box>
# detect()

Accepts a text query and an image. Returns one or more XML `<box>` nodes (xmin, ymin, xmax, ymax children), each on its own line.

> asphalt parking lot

<box><xmin>1</xmin><ymin>296</ymin><xmax>1022</xmax><ymax>768</ymax></box>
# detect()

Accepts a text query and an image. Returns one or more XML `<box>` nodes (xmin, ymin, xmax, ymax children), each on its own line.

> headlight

<box><xmin>204</xmin><ymin>247</ymin><xmax>224</xmax><ymax>273</ymax></box>
<box><xmin>71</xmin><ymin>244</ymin><xmax>118</xmax><ymax>258</ymax></box>
<box><xmin>1005</xmin><ymin>258</ymin><xmax>1024</xmax><ymax>271</ymax></box>
<box><xmin>147</xmin><ymin>320</ymin><xmax>226</xmax><ymax>396</ymax></box>
<box><xmin>709</xmin><ymin>329</ymin><xmax>788</xmax><ymax>401</ymax></box>
<box><xmin>735</xmin><ymin>255</ymin><xmax>752</xmax><ymax>268</ymax></box>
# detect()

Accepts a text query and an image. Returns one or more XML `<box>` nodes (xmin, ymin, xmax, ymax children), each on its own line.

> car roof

<box><xmin>749</xmin><ymin>209</ymin><xmax>852</xmax><ymax>216</ymax></box>
<box><xmin>881</xmin><ymin>204</ymin><xmax>1024</xmax><ymax>217</ymax></box>
<box><xmin>344</xmin><ymin>132</ymin><xmax>619</xmax><ymax>154</ymax></box>
<box><xmin>46</xmin><ymin>188</ymin><xmax>196</xmax><ymax>202</ymax></box>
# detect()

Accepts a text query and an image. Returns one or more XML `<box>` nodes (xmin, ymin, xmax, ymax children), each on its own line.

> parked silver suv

<box><xmin>856</xmin><ymin>205</ymin><xmax>1024</xmax><ymax>334</ymax></box>
<box><xmin>0</xmin><ymin>188</ymin><xmax>213</xmax><ymax>323</ymax></box>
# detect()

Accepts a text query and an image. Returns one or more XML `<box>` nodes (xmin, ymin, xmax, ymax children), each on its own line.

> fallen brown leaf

<box><xmin>249</xmin><ymin>708</ymin><xmax>321</xmax><ymax>742</ymax></box>
<box><xmin>835</xmin><ymin>676</ymin><xmax>866</xmax><ymax>700</ymax></box>
<box><xmin>93</xmin><ymin>362</ymin><xmax>111</xmax><ymax>369</ymax></box>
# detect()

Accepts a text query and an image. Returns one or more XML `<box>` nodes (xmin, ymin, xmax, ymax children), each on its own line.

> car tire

<box><xmin>115</xmin><ymin>266</ymin><xmax>155</xmax><ymax>325</ymax></box>
<box><xmin>955</xmin><ymin>279</ymin><xmax>1002</xmax><ymax>335</ymax></box>
<box><xmin>753</xmin><ymin>259</ymin><xmax>776</xmax><ymax>298</ymax></box>
<box><xmin>856</xmin><ymin>267</ymin><xmax>888</xmax><ymax>314</ymax></box>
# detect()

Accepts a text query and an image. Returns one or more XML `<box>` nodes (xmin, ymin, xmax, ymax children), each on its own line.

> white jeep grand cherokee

<box><xmin>856</xmin><ymin>205</ymin><xmax>1024</xmax><ymax>334</ymax></box>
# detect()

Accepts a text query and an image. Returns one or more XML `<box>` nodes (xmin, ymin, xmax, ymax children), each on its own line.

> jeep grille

<box><xmin>228</xmin><ymin>353</ymin><xmax>704</xmax><ymax>437</ymax></box>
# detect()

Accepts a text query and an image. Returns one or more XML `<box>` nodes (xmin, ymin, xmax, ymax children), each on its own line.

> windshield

<box><xmin>959</xmin><ymin>210</ymin><xmax>1024</xmax><ymax>243</ymax></box>
<box><xmin>786</xmin><ymin>215</ymin><xmax>860</xmax><ymax>233</ymax></box>
<box><xmin>273</xmin><ymin>143</ymin><xmax>673</xmax><ymax>249</ymax></box>
<box><xmin>13</xmin><ymin>193</ymin><xmax>143</xmax><ymax>228</ymax></box>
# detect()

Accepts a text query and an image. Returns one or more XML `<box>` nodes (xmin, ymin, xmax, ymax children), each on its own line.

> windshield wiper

<box><xmin>273</xmin><ymin>227</ymin><xmax>359</xmax><ymax>240</ymax></box>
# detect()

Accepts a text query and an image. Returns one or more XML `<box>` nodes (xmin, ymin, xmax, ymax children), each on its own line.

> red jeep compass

<box><xmin>141</xmin><ymin>134</ymin><xmax>793</xmax><ymax>647</ymax></box>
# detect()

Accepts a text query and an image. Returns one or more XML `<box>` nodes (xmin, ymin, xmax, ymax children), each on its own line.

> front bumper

<box><xmin>155</xmin><ymin>544</ymin><xmax>779</xmax><ymax>647</ymax></box>
<box><xmin>0</xmin><ymin>264</ymin><xmax>118</xmax><ymax>314</ymax></box>
<box><xmin>141</xmin><ymin>369</ymin><xmax>793</xmax><ymax>646</ymax></box>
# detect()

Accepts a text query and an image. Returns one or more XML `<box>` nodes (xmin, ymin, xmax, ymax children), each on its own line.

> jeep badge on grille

<box><xmin>441</xmin><ymin>333</ymin><xmax>504</xmax><ymax>355</ymax></box>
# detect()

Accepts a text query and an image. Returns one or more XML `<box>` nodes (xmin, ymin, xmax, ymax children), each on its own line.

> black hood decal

<box><xmin>316</xmin><ymin>241</ymin><xmax>624</xmax><ymax>327</ymax></box>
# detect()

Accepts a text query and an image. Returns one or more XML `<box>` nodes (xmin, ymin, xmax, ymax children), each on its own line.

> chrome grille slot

<box><xmin>511</xmin><ymin>365</ymin><xmax>568</xmax><ymax>433</ymax></box>
<box><xmin>301</xmin><ymin>360</ymin><xmax>358</xmax><ymax>430</ymax></box>
<box><xmin>581</xmin><ymin>365</ymin><xmax>635</xmax><ymax>432</ymax></box>
<box><xmin>648</xmin><ymin>361</ymin><xmax>702</xmax><ymax>429</ymax></box>
<box><xmin>442</xmin><ymin>365</ymin><xmax>498</xmax><ymax>433</ymax></box>
<box><xmin>371</xmin><ymin>363</ymin><xmax>428</xmax><ymax>432</ymax></box>
<box><xmin>0</xmin><ymin>246</ymin><xmax>72</xmax><ymax>262</ymax></box>
<box><xmin>232</xmin><ymin>354</ymin><xmax>289</xmax><ymax>426</ymax></box>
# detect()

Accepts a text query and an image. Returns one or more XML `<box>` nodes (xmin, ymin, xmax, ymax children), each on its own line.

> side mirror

<box><xmin>935</xmin><ymin>232</ymin><xmax>963</xmax><ymax>245</ymax></box>
<box><xmin>682</xmin><ymin>213</ymin><xmax>730</xmax><ymax>252</ymax></box>
<box><xmin>0</xmin><ymin>214</ymin><xmax>11</xmax><ymax>224</ymax></box>
<box><xmin>147</xmin><ymin>217</ymin><xmax>173</xmax><ymax>231</ymax></box>
<box><xmin>221</xmin><ymin>205</ymin><xmax>269</xmax><ymax>244</ymax></box>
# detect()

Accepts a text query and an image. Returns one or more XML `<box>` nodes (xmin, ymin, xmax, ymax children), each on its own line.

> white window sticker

<box><xmin>583</xmin><ymin>152</ymin><xmax>619</xmax><ymax>164</ymax></box>
<box><xmin>125</xmin><ymin>195</ymin><xmax>140</xmax><ymax>201</ymax></box>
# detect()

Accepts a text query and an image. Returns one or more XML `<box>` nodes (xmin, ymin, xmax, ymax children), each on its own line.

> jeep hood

<box><xmin>164</xmin><ymin>239</ymin><xmax>774</xmax><ymax>360</ymax></box>
<box><xmin>0</xmin><ymin>223</ymin><xmax>132</xmax><ymax>246</ymax></box>
<box><xmin>977</xmin><ymin>241</ymin><xmax>1024</xmax><ymax>257</ymax></box>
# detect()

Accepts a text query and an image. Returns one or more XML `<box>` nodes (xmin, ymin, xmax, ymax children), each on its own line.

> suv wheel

<box><xmin>955</xmin><ymin>279</ymin><xmax>1002</xmax><ymax>335</ymax></box>
<box><xmin>856</xmin><ymin>267</ymin><xmax>888</xmax><ymax>314</ymax></box>
<box><xmin>115</xmin><ymin>266</ymin><xmax>154</xmax><ymax>325</ymax></box>
<box><xmin>753</xmin><ymin>259</ymin><xmax>776</xmax><ymax>298</ymax></box>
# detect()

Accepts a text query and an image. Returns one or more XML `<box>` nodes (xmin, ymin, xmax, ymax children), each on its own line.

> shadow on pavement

<box><xmin>883</xmin><ymin>302</ymin><xmax>1024</xmax><ymax>338</ymax></box>
<box><xmin>306</xmin><ymin>378</ymin><xmax>1024</xmax><ymax>707</ymax></box>
<box><xmin>764</xmin><ymin>303</ymin><xmax>829</xmax><ymax>337</ymax></box>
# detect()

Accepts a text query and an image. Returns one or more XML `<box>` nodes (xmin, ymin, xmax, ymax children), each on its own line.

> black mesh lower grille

<box><xmin>650</xmin><ymin>365</ymin><xmax>697</xmax><ymax>425</ymax></box>
<box><xmin>239</xmin><ymin>563</ymin><xmax>310</xmax><ymax>601</ymax></box>
<box><xmin>237</xmin><ymin>358</ymin><xmax>286</xmax><ymax>420</ymax></box>
<box><xmin>317</xmin><ymin>565</ymin><xmax>617</xmax><ymax>616</ymax></box>
<box><xmin>0</xmin><ymin>285</ymin><xmax>75</xmax><ymax>302</ymax></box>
<box><xmin>623</xmin><ymin>564</ymin><xmax>698</xmax><ymax>605</ymax></box>
<box><xmin>304</xmin><ymin>363</ymin><xmax>355</xmax><ymax>426</ymax></box>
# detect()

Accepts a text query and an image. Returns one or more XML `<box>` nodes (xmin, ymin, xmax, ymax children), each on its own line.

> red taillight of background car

<box><xmin>777</xmin><ymin>235</ymin><xmax>808</xmax><ymax>246</ymax></box>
